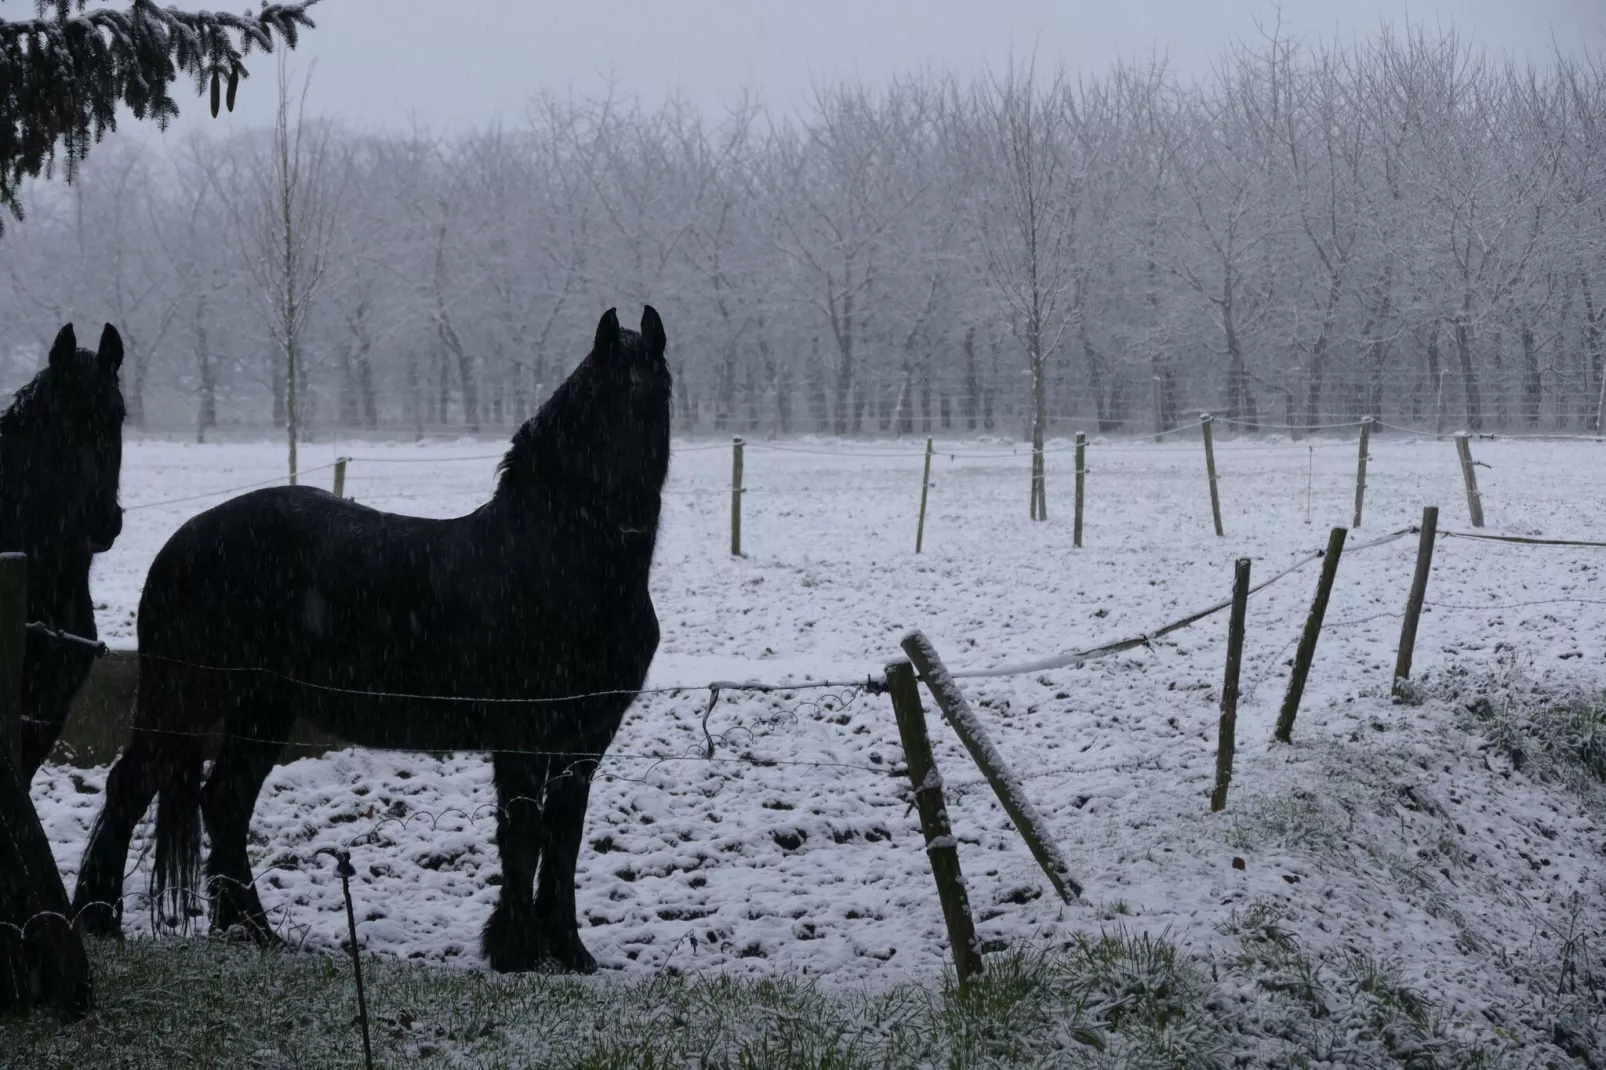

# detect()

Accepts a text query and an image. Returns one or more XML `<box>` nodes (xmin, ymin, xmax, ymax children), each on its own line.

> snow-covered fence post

<box><xmin>1211</xmin><ymin>558</ymin><xmax>1251</xmax><ymax>812</ymax></box>
<box><xmin>885</xmin><ymin>659</ymin><xmax>983</xmax><ymax>992</ymax></box>
<box><xmin>1393</xmin><ymin>506</ymin><xmax>1440</xmax><ymax>694</ymax></box>
<box><xmin>1353</xmin><ymin>418</ymin><xmax>1372</xmax><ymax>528</ymax></box>
<box><xmin>1073</xmin><ymin>432</ymin><xmax>1086</xmax><ymax>549</ymax></box>
<box><xmin>1201</xmin><ymin>414</ymin><xmax>1224</xmax><ymax>537</ymax></box>
<box><xmin>901</xmin><ymin>631</ymin><xmax>1081</xmax><ymax>903</ymax></box>
<box><xmin>1274</xmin><ymin>527</ymin><xmax>1347</xmax><ymax>744</ymax></box>
<box><xmin>915</xmin><ymin>436</ymin><xmax>934</xmax><ymax>553</ymax></box>
<box><xmin>730</xmin><ymin>436</ymin><xmax>745</xmax><ymax>557</ymax></box>
<box><xmin>0</xmin><ymin>553</ymin><xmax>24</xmax><ymax>778</ymax></box>
<box><xmin>1453</xmin><ymin>433</ymin><xmax>1485</xmax><ymax>528</ymax></box>
<box><xmin>332</xmin><ymin>457</ymin><xmax>349</xmax><ymax>499</ymax></box>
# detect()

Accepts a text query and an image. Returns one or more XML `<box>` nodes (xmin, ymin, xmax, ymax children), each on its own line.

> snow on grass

<box><xmin>25</xmin><ymin>429</ymin><xmax>1606</xmax><ymax>1061</ymax></box>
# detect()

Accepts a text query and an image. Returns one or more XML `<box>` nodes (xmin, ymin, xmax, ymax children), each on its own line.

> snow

<box><xmin>26</xmin><ymin>429</ymin><xmax>1606</xmax><ymax>1041</ymax></box>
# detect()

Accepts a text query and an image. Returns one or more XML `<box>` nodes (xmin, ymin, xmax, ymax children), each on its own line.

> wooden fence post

<box><xmin>0</xmin><ymin>554</ymin><xmax>24</xmax><ymax>781</ymax></box>
<box><xmin>1029</xmin><ymin>445</ymin><xmax>1046</xmax><ymax>522</ymax></box>
<box><xmin>1453</xmin><ymin>433</ymin><xmax>1484</xmax><ymax>528</ymax></box>
<box><xmin>1073</xmin><ymin>432</ymin><xmax>1086</xmax><ymax>549</ymax></box>
<box><xmin>885</xmin><ymin>659</ymin><xmax>983</xmax><ymax>992</ymax></box>
<box><xmin>1353</xmin><ymin>418</ymin><xmax>1372</xmax><ymax>528</ymax></box>
<box><xmin>730</xmin><ymin>436</ymin><xmax>744</xmax><ymax>557</ymax></box>
<box><xmin>1393</xmin><ymin>506</ymin><xmax>1440</xmax><ymax>693</ymax></box>
<box><xmin>915</xmin><ymin>436</ymin><xmax>934</xmax><ymax>553</ymax></box>
<box><xmin>1201</xmin><ymin>414</ymin><xmax>1224</xmax><ymax>537</ymax></box>
<box><xmin>332</xmin><ymin>457</ymin><xmax>349</xmax><ymax>500</ymax></box>
<box><xmin>901</xmin><ymin>631</ymin><xmax>1082</xmax><ymax>903</ymax></box>
<box><xmin>1211</xmin><ymin>558</ymin><xmax>1251</xmax><ymax>812</ymax></box>
<box><xmin>1274</xmin><ymin>527</ymin><xmax>1347</xmax><ymax>743</ymax></box>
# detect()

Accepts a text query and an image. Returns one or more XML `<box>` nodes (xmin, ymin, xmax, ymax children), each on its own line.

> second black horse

<box><xmin>75</xmin><ymin>307</ymin><xmax>671</xmax><ymax>973</ymax></box>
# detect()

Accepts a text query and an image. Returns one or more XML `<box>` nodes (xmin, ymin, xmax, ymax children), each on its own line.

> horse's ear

<box><xmin>641</xmin><ymin>306</ymin><xmax>666</xmax><ymax>356</ymax></box>
<box><xmin>97</xmin><ymin>323</ymin><xmax>124</xmax><ymax>375</ymax></box>
<box><xmin>48</xmin><ymin>323</ymin><xmax>76</xmax><ymax>371</ymax></box>
<box><xmin>594</xmin><ymin>308</ymin><xmax>621</xmax><ymax>355</ymax></box>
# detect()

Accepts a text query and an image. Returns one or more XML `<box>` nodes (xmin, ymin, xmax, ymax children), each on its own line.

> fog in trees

<box><xmin>4</xmin><ymin>26</ymin><xmax>1604</xmax><ymax>442</ymax></box>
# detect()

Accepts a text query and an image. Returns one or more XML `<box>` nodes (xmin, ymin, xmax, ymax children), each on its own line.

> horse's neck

<box><xmin>490</xmin><ymin>485</ymin><xmax>662</xmax><ymax>561</ymax></box>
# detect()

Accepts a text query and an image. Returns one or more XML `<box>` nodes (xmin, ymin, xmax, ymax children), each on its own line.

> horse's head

<box><xmin>499</xmin><ymin>306</ymin><xmax>672</xmax><ymax>523</ymax></box>
<box><xmin>0</xmin><ymin>323</ymin><xmax>127</xmax><ymax>555</ymax></box>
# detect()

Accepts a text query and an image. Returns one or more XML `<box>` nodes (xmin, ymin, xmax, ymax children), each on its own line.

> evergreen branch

<box><xmin>0</xmin><ymin>0</ymin><xmax>319</xmax><ymax>236</ymax></box>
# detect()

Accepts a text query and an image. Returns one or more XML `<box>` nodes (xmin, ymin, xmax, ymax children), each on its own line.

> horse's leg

<box><xmin>200</xmin><ymin>720</ymin><xmax>287</xmax><ymax>945</ymax></box>
<box><xmin>532</xmin><ymin>752</ymin><xmax>601</xmax><ymax>973</ymax></box>
<box><xmin>18</xmin><ymin>640</ymin><xmax>92</xmax><ymax>783</ymax></box>
<box><xmin>482</xmin><ymin>753</ymin><xmax>550</xmax><ymax>973</ymax></box>
<box><xmin>73</xmin><ymin>729</ymin><xmax>189</xmax><ymax>937</ymax></box>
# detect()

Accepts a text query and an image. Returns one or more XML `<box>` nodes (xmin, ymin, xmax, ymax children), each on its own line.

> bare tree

<box><xmin>966</xmin><ymin>55</ymin><xmax>1080</xmax><ymax>519</ymax></box>
<box><xmin>213</xmin><ymin>54</ymin><xmax>345</xmax><ymax>480</ymax></box>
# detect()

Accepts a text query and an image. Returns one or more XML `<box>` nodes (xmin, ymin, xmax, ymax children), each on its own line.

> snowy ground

<box><xmin>28</xmin><ymin>427</ymin><xmax>1606</xmax><ymax>1050</ymax></box>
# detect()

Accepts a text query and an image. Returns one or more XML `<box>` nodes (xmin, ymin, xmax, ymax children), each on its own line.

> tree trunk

<box><xmin>1520</xmin><ymin>321</ymin><xmax>1542</xmax><ymax>429</ymax></box>
<box><xmin>0</xmin><ymin>747</ymin><xmax>93</xmax><ymax>1017</ymax></box>
<box><xmin>194</xmin><ymin>298</ymin><xmax>216</xmax><ymax>443</ymax></box>
<box><xmin>962</xmin><ymin>326</ymin><xmax>980</xmax><ymax>431</ymax></box>
<box><xmin>1455</xmin><ymin>292</ymin><xmax>1484</xmax><ymax>432</ymax></box>
<box><xmin>1582</xmin><ymin>270</ymin><xmax>1604</xmax><ymax>433</ymax></box>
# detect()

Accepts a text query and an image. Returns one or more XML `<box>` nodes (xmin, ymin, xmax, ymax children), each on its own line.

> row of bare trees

<box><xmin>3</xmin><ymin>27</ymin><xmax>1604</xmax><ymax>462</ymax></box>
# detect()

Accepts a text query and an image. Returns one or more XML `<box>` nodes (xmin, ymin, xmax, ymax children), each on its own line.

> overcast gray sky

<box><xmin>161</xmin><ymin>0</ymin><xmax>1603</xmax><ymax>137</ymax></box>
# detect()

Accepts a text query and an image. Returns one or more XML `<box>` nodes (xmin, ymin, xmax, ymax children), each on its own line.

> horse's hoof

<box><xmin>543</xmin><ymin>927</ymin><xmax>597</xmax><ymax>975</ymax></box>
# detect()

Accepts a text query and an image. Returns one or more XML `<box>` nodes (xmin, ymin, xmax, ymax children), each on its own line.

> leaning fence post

<box><xmin>901</xmin><ymin>631</ymin><xmax>1081</xmax><ymax>903</ymax></box>
<box><xmin>730</xmin><ymin>436</ymin><xmax>745</xmax><ymax>557</ymax></box>
<box><xmin>885</xmin><ymin>659</ymin><xmax>983</xmax><ymax>993</ymax></box>
<box><xmin>915</xmin><ymin>436</ymin><xmax>934</xmax><ymax>553</ymax></box>
<box><xmin>1201</xmin><ymin>413</ymin><xmax>1224</xmax><ymax>537</ymax></box>
<box><xmin>1453</xmin><ymin>433</ymin><xmax>1484</xmax><ymax>528</ymax></box>
<box><xmin>1353</xmin><ymin>418</ymin><xmax>1372</xmax><ymax>528</ymax></box>
<box><xmin>1393</xmin><ymin>506</ymin><xmax>1440</xmax><ymax>694</ymax></box>
<box><xmin>1274</xmin><ymin>527</ymin><xmax>1348</xmax><ymax>743</ymax></box>
<box><xmin>1211</xmin><ymin>558</ymin><xmax>1251</xmax><ymax>812</ymax></box>
<box><xmin>0</xmin><ymin>553</ymin><xmax>25</xmax><ymax>780</ymax></box>
<box><xmin>1073</xmin><ymin>432</ymin><xmax>1087</xmax><ymax>548</ymax></box>
<box><xmin>332</xmin><ymin>457</ymin><xmax>349</xmax><ymax>500</ymax></box>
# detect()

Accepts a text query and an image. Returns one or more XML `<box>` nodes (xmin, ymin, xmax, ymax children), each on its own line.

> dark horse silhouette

<box><xmin>74</xmin><ymin>307</ymin><xmax>670</xmax><ymax>973</ymax></box>
<box><xmin>0</xmin><ymin>323</ymin><xmax>125</xmax><ymax>784</ymax></box>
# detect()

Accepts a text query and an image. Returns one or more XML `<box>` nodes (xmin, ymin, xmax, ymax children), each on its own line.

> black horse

<box><xmin>0</xmin><ymin>323</ymin><xmax>125</xmax><ymax>784</ymax></box>
<box><xmin>75</xmin><ymin>307</ymin><xmax>670</xmax><ymax>973</ymax></box>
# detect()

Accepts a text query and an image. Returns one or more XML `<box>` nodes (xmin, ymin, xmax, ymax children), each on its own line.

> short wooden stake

<box><xmin>1201</xmin><ymin>413</ymin><xmax>1224</xmax><ymax>537</ymax></box>
<box><xmin>1392</xmin><ymin>506</ymin><xmax>1440</xmax><ymax>692</ymax></box>
<box><xmin>1274</xmin><ymin>527</ymin><xmax>1347</xmax><ymax>743</ymax></box>
<box><xmin>915</xmin><ymin>436</ymin><xmax>934</xmax><ymax>553</ymax></box>
<box><xmin>1453</xmin><ymin>433</ymin><xmax>1484</xmax><ymax>528</ymax></box>
<box><xmin>901</xmin><ymin>631</ymin><xmax>1081</xmax><ymax>902</ymax></box>
<box><xmin>0</xmin><ymin>553</ymin><xmax>25</xmax><ymax>781</ymax></box>
<box><xmin>730</xmin><ymin>436</ymin><xmax>744</xmax><ymax>557</ymax></box>
<box><xmin>332</xmin><ymin>457</ymin><xmax>349</xmax><ymax>499</ymax></box>
<box><xmin>885</xmin><ymin>659</ymin><xmax>983</xmax><ymax>992</ymax></box>
<box><xmin>1211</xmin><ymin>558</ymin><xmax>1251</xmax><ymax>812</ymax></box>
<box><xmin>1073</xmin><ymin>432</ymin><xmax>1086</xmax><ymax>548</ymax></box>
<box><xmin>1353</xmin><ymin>418</ymin><xmax>1372</xmax><ymax>528</ymax></box>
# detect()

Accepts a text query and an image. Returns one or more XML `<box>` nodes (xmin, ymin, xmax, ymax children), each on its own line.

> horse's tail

<box><xmin>150</xmin><ymin>719</ymin><xmax>205</xmax><ymax>931</ymax></box>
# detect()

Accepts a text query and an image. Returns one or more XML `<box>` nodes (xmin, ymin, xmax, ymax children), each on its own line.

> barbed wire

<box><xmin>943</xmin><ymin>526</ymin><xmax>1415</xmax><ymax>682</ymax></box>
<box><xmin>1439</xmin><ymin>530</ymin><xmax>1606</xmax><ymax>550</ymax></box>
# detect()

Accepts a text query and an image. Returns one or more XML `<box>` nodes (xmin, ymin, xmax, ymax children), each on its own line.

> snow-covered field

<box><xmin>28</xmin><ymin>428</ymin><xmax>1606</xmax><ymax>1041</ymax></box>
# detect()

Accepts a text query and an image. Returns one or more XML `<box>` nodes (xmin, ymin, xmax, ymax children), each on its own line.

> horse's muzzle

<box><xmin>88</xmin><ymin>505</ymin><xmax>123</xmax><ymax>553</ymax></box>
